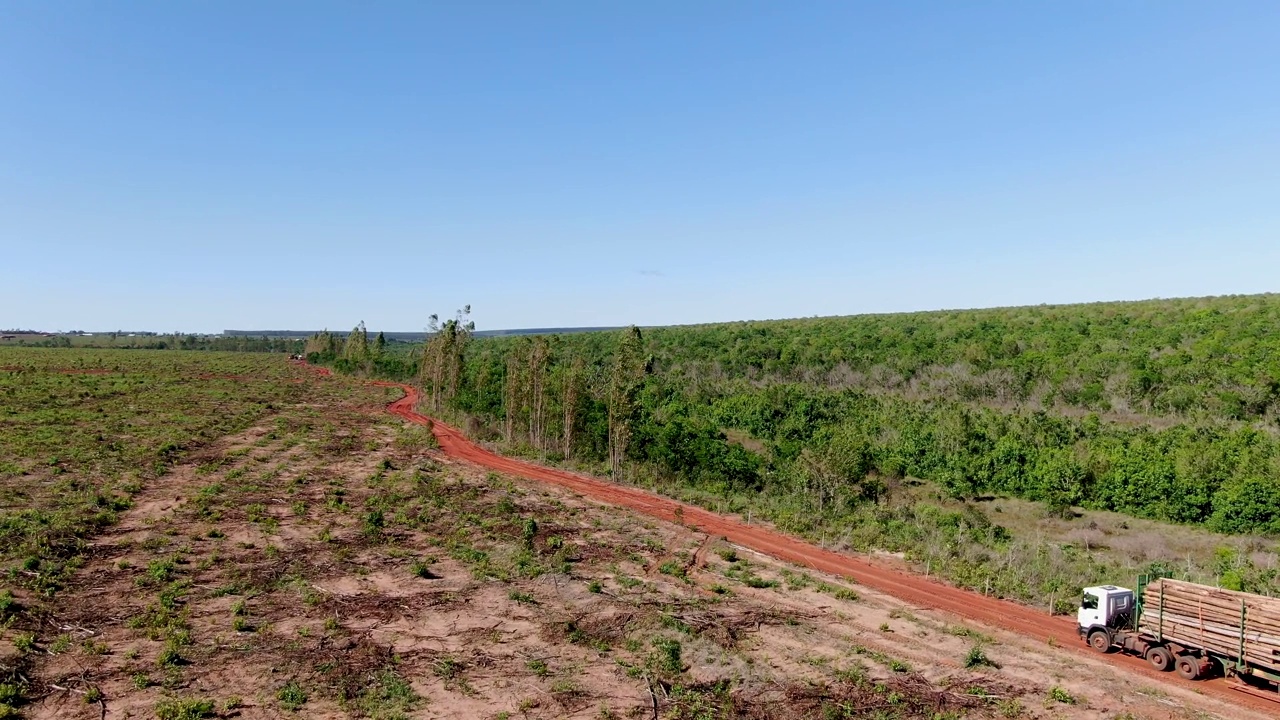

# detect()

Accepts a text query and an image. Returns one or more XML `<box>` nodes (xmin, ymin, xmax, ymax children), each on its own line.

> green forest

<box><xmin>309</xmin><ymin>295</ymin><xmax>1280</xmax><ymax>602</ymax></box>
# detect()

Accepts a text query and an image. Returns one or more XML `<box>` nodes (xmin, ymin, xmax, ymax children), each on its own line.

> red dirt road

<box><xmin>358</xmin><ymin>373</ymin><xmax>1275</xmax><ymax>715</ymax></box>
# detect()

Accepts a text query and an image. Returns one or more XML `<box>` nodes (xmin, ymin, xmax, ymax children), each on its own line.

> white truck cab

<box><xmin>1078</xmin><ymin>585</ymin><xmax>1135</xmax><ymax>632</ymax></box>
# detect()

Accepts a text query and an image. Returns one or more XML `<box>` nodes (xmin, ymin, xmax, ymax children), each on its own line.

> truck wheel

<box><xmin>1175</xmin><ymin>655</ymin><xmax>1201</xmax><ymax>680</ymax></box>
<box><xmin>1146</xmin><ymin>646</ymin><xmax>1174</xmax><ymax>672</ymax></box>
<box><xmin>1087</xmin><ymin>630</ymin><xmax>1111</xmax><ymax>653</ymax></box>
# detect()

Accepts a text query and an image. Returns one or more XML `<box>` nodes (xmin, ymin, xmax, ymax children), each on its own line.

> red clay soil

<box><xmin>358</xmin><ymin>371</ymin><xmax>1276</xmax><ymax>713</ymax></box>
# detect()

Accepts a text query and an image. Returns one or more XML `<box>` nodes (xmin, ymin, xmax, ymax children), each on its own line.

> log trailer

<box><xmin>1078</xmin><ymin>576</ymin><xmax>1280</xmax><ymax>690</ymax></box>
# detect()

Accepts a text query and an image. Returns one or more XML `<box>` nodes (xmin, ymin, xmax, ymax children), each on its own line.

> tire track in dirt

<box><xmin>347</xmin><ymin>371</ymin><xmax>1275</xmax><ymax>715</ymax></box>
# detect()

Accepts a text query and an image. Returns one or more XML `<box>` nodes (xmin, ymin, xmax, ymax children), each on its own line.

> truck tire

<box><xmin>1088</xmin><ymin>630</ymin><xmax>1111</xmax><ymax>653</ymax></box>
<box><xmin>1175</xmin><ymin>655</ymin><xmax>1201</xmax><ymax>680</ymax></box>
<box><xmin>1146</xmin><ymin>646</ymin><xmax>1174</xmax><ymax>672</ymax></box>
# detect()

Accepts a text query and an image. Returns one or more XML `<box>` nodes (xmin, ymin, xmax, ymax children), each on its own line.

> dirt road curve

<box><xmin>361</xmin><ymin>376</ymin><xmax>1277</xmax><ymax>715</ymax></box>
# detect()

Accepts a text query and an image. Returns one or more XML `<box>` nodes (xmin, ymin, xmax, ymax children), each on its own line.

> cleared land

<box><xmin>0</xmin><ymin>349</ymin><xmax>1273</xmax><ymax>719</ymax></box>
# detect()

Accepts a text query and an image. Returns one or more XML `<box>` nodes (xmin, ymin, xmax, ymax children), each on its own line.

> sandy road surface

<box><xmin>353</xmin><ymin>373</ymin><xmax>1278</xmax><ymax>716</ymax></box>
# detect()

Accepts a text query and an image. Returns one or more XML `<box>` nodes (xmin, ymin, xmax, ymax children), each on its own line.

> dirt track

<box><xmin>362</xmin><ymin>375</ymin><xmax>1278</xmax><ymax>715</ymax></box>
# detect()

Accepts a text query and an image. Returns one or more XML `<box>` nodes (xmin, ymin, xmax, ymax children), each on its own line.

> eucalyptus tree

<box><xmin>608</xmin><ymin>326</ymin><xmax>648</xmax><ymax>479</ymax></box>
<box><xmin>421</xmin><ymin>306</ymin><xmax>475</xmax><ymax>411</ymax></box>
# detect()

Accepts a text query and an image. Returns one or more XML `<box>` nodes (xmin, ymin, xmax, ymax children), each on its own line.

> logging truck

<box><xmin>1079</xmin><ymin>576</ymin><xmax>1280</xmax><ymax>689</ymax></box>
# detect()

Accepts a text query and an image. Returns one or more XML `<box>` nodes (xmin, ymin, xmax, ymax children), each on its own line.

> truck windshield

<box><xmin>1081</xmin><ymin>593</ymin><xmax>1098</xmax><ymax>610</ymax></box>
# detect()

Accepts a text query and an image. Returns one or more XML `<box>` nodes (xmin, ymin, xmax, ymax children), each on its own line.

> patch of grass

<box><xmin>350</xmin><ymin>668</ymin><xmax>420</xmax><ymax>719</ymax></box>
<box><xmin>851</xmin><ymin>644</ymin><xmax>911</xmax><ymax>674</ymax></box>
<box><xmin>277</xmin><ymin>680</ymin><xmax>308</xmax><ymax>711</ymax></box>
<box><xmin>11</xmin><ymin>634</ymin><xmax>35</xmax><ymax>653</ymax></box>
<box><xmin>81</xmin><ymin>639</ymin><xmax>109</xmax><ymax>655</ymax></box>
<box><xmin>154</xmin><ymin>697</ymin><xmax>216</xmax><ymax>720</ymax></box>
<box><xmin>549</xmin><ymin>678</ymin><xmax>581</xmax><ymax>697</ymax></box>
<box><xmin>647</xmin><ymin>637</ymin><xmax>685</xmax><ymax>678</ymax></box>
<box><xmin>156</xmin><ymin>644</ymin><xmax>185</xmax><ymax>668</ymax></box>
<box><xmin>0</xmin><ymin>683</ymin><xmax>20</xmax><ymax>711</ymax></box>
<box><xmin>363</xmin><ymin>509</ymin><xmax>386</xmax><ymax>539</ymax></box>
<box><xmin>433</xmin><ymin>656</ymin><xmax>463</xmax><ymax>679</ymax></box>
<box><xmin>508</xmin><ymin>590</ymin><xmax>537</xmax><ymax>605</ymax></box>
<box><xmin>1048</xmin><ymin>686</ymin><xmax>1076</xmax><ymax>704</ymax></box>
<box><xmin>996</xmin><ymin>698</ymin><xmax>1025</xmax><ymax>717</ymax></box>
<box><xmin>963</xmin><ymin>645</ymin><xmax>1000</xmax><ymax>669</ymax></box>
<box><xmin>831</xmin><ymin>587</ymin><xmax>859</xmax><ymax>601</ymax></box>
<box><xmin>0</xmin><ymin>592</ymin><xmax>18</xmax><ymax>618</ymax></box>
<box><xmin>145</xmin><ymin>557</ymin><xmax>177</xmax><ymax>585</ymax></box>
<box><xmin>658</xmin><ymin>560</ymin><xmax>687</xmax><ymax>579</ymax></box>
<box><xmin>410</xmin><ymin>559</ymin><xmax>437</xmax><ymax>579</ymax></box>
<box><xmin>715</xmin><ymin>547</ymin><xmax>738</xmax><ymax>563</ymax></box>
<box><xmin>949</xmin><ymin>624</ymin><xmax>991</xmax><ymax>641</ymax></box>
<box><xmin>614</xmin><ymin>574</ymin><xmax>641</xmax><ymax>589</ymax></box>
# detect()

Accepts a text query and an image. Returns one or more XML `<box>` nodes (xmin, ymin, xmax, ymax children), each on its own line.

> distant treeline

<box><xmin>311</xmin><ymin>295</ymin><xmax>1280</xmax><ymax>537</ymax></box>
<box><xmin>9</xmin><ymin>333</ymin><xmax>303</xmax><ymax>353</ymax></box>
<box><xmin>229</xmin><ymin>326</ymin><xmax>622</xmax><ymax>341</ymax></box>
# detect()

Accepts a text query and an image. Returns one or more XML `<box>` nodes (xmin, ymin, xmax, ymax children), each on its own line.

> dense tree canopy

<box><xmin>323</xmin><ymin>294</ymin><xmax>1280</xmax><ymax>536</ymax></box>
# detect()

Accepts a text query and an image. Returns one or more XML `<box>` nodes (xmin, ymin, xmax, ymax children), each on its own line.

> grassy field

<box><xmin>0</xmin><ymin>348</ymin><xmax>1258</xmax><ymax>720</ymax></box>
<box><xmin>0</xmin><ymin>349</ymin><xmax>312</xmax><ymax>595</ymax></box>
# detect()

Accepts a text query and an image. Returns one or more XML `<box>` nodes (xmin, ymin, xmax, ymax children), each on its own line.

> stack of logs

<box><xmin>1139</xmin><ymin>578</ymin><xmax>1280</xmax><ymax>671</ymax></box>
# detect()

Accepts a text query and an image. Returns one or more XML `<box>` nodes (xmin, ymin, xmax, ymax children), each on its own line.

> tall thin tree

<box><xmin>608</xmin><ymin>326</ymin><xmax>647</xmax><ymax>479</ymax></box>
<box><xmin>528</xmin><ymin>336</ymin><xmax>550</xmax><ymax>451</ymax></box>
<box><xmin>562</xmin><ymin>354</ymin><xmax>583</xmax><ymax>458</ymax></box>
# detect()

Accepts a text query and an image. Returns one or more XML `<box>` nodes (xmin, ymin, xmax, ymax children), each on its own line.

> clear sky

<box><xmin>3</xmin><ymin>2</ymin><xmax>1278</xmax><ymax>333</ymax></box>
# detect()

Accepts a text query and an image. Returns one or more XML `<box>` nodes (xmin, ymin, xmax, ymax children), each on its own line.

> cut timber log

<box><xmin>1139</xmin><ymin>578</ymin><xmax>1280</xmax><ymax>672</ymax></box>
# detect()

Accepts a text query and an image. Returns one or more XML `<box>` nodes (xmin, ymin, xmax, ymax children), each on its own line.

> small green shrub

<box><xmin>433</xmin><ymin>656</ymin><xmax>463</xmax><ymax>680</ymax></box>
<box><xmin>156</xmin><ymin>645</ymin><xmax>184</xmax><ymax>667</ymax></box>
<box><xmin>277</xmin><ymin>680</ymin><xmax>307</xmax><ymax>711</ymax></box>
<box><xmin>12</xmin><ymin>633</ymin><xmax>35</xmax><ymax>653</ymax></box>
<box><xmin>648</xmin><ymin>638</ymin><xmax>684</xmax><ymax>677</ymax></box>
<box><xmin>1048</xmin><ymin>686</ymin><xmax>1076</xmax><ymax>704</ymax></box>
<box><xmin>658</xmin><ymin>561</ymin><xmax>687</xmax><ymax>579</ymax></box>
<box><xmin>832</xmin><ymin>587</ymin><xmax>860</xmax><ymax>601</ymax></box>
<box><xmin>963</xmin><ymin>645</ymin><xmax>1000</xmax><ymax>669</ymax></box>
<box><xmin>509</xmin><ymin>590</ymin><xmax>537</xmax><ymax>605</ymax></box>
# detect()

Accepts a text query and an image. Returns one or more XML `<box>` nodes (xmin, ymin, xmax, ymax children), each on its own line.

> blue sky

<box><xmin>3</xmin><ymin>2</ymin><xmax>1278</xmax><ymax>333</ymax></box>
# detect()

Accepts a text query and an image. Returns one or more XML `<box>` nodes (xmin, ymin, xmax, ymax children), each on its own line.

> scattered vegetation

<box><xmin>0</xmin><ymin>325</ymin><xmax>1237</xmax><ymax>719</ymax></box>
<box><xmin>311</xmin><ymin>296</ymin><xmax>1280</xmax><ymax>604</ymax></box>
<box><xmin>154</xmin><ymin>697</ymin><xmax>217</xmax><ymax>720</ymax></box>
